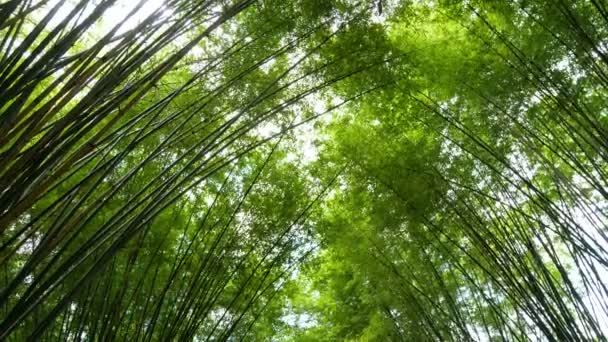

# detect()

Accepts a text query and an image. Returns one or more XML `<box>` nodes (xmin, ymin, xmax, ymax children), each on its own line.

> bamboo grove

<box><xmin>0</xmin><ymin>0</ymin><xmax>607</xmax><ymax>340</ymax></box>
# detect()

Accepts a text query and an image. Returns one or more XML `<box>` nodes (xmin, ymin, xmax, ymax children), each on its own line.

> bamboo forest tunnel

<box><xmin>0</xmin><ymin>0</ymin><xmax>607</xmax><ymax>340</ymax></box>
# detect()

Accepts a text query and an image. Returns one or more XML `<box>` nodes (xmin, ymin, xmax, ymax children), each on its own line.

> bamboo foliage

<box><xmin>0</xmin><ymin>0</ymin><xmax>393</xmax><ymax>339</ymax></box>
<box><xmin>1</xmin><ymin>0</ymin><xmax>608</xmax><ymax>341</ymax></box>
<box><xmin>285</xmin><ymin>1</ymin><xmax>608</xmax><ymax>340</ymax></box>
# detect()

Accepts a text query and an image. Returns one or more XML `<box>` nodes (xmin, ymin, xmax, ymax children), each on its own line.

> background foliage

<box><xmin>1</xmin><ymin>0</ymin><xmax>607</xmax><ymax>340</ymax></box>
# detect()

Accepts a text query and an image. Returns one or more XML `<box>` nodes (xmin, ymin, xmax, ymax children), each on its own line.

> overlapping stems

<box><xmin>0</xmin><ymin>0</ymin><xmax>390</xmax><ymax>339</ymax></box>
<box><xmin>3</xmin><ymin>0</ymin><xmax>608</xmax><ymax>340</ymax></box>
<box><xmin>354</xmin><ymin>2</ymin><xmax>608</xmax><ymax>340</ymax></box>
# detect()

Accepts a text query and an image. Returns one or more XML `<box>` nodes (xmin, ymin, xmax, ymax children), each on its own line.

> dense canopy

<box><xmin>1</xmin><ymin>0</ymin><xmax>607</xmax><ymax>340</ymax></box>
